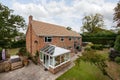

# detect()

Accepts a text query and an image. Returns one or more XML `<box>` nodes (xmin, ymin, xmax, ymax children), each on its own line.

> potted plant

<box><xmin>23</xmin><ymin>56</ymin><xmax>29</xmax><ymax>66</ymax></box>
<box><xmin>23</xmin><ymin>52</ymin><xmax>29</xmax><ymax>66</ymax></box>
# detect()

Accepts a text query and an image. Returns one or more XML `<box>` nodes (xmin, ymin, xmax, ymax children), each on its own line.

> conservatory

<box><xmin>39</xmin><ymin>44</ymin><xmax>71</xmax><ymax>73</ymax></box>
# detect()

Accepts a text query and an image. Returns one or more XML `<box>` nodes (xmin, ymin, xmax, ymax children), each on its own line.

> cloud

<box><xmin>11</xmin><ymin>0</ymin><xmax>117</xmax><ymax>32</ymax></box>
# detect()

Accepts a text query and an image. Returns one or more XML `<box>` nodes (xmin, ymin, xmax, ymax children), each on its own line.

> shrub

<box><xmin>109</xmin><ymin>48</ymin><xmax>120</xmax><ymax>61</ymax></box>
<box><xmin>84</xmin><ymin>46</ymin><xmax>92</xmax><ymax>51</ymax></box>
<box><xmin>91</xmin><ymin>44</ymin><xmax>103</xmax><ymax>50</ymax></box>
<box><xmin>114</xmin><ymin>35</ymin><xmax>120</xmax><ymax>52</ymax></box>
<box><xmin>18</xmin><ymin>47</ymin><xmax>26</xmax><ymax>56</ymax></box>
<box><xmin>30</xmin><ymin>51</ymin><xmax>39</xmax><ymax>65</ymax></box>
<box><xmin>0</xmin><ymin>47</ymin><xmax>2</xmax><ymax>60</ymax></box>
<box><xmin>0</xmin><ymin>47</ymin><xmax>2</xmax><ymax>52</ymax></box>
<box><xmin>11</xmin><ymin>39</ymin><xmax>25</xmax><ymax>48</ymax></box>
<box><xmin>115</xmin><ymin>57</ymin><xmax>120</xmax><ymax>64</ymax></box>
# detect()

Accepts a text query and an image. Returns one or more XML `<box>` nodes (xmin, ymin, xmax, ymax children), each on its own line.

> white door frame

<box><xmin>43</xmin><ymin>54</ymin><xmax>49</xmax><ymax>69</ymax></box>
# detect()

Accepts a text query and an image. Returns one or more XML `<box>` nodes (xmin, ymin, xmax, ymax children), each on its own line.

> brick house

<box><xmin>26</xmin><ymin>15</ymin><xmax>82</xmax><ymax>55</ymax></box>
<box><xmin>26</xmin><ymin>15</ymin><xmax>82</xmax><ymax>73</ymax></box>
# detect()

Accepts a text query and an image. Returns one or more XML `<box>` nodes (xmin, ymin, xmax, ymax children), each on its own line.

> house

<box><xmin>26</xmin><ymin>15</ymin><xmax>82</xmax><ymax>73</ymax></box>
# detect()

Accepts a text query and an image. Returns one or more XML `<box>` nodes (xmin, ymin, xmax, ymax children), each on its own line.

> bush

<box><xmin>115</xmin><ymin>57</ymin><xmax>120</xmax><ymax>64</ymax></box>
<box><xmin>114</xmin><ymin>35</ymin><xmax>120</xmax><ymax>52</ymax></box>
<box><xmin>91</xmin><ymin>44</ymin><xmax>103</xmax><ymax>50</ymax></box>
<box><xmin>84</xmin><ymin>46</ymin><xmax>92</xmax><ymax>51</ymax></box>
<box><xmin>109</xmin><ymin>48</ymin><xmax>120</xmax><ymax>61</ymax></box>
<box><xmin>30</xmin><ymin>51</ymin><xmax>39</xmax><ymax>65</ymax></box>
<box><xmin>18</xmin><ymin>47</ymin><xmax>26</xmax><ymax>56</ymax></box>
<box><xmin>0</xmin><ymin>47</ymin><xmax>2</xmax><ymax>60</ymax></box>
<box><xmin>11</xmin><ymin>39</ymin><xmax>25</xmax><ymax>48</ymax></box>
<box><xmin>0</xmin><ymin>47</ymin><xmax>2</xmax><ymax>52</ymax></box>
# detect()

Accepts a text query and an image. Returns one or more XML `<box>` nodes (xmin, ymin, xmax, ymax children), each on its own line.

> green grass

<box><xmin>8</xmin><ymin>48</ymin><xmax>19</xmax><ymax>55</ymax></box>
<box><xmin>56</xmin><ymin>61</ymin><xmax>109</xmax><ymax>80</ymax></box>
<box><xmin>56</xmin><ymin>49</ymin><xmax>110</xmax><ymax>80</ymax></box>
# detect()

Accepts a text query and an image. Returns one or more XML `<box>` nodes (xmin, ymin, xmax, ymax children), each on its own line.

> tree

<box><xmin>114</xmin><ymin>1</ymin><xmax>120</xmax><ymax>27</ymax></box>
<box><xmin>0</xmin><ymin>3</ymin><xmax>26</xmax><ymax>48</ymax></box>
<box><xmin>75</xmin><ymin>50</ymin><xmax>113</xmax><ymax>80</ymax></box>
<box><xmin>82</xmin><ymin>13</ymin><xmax>104</xmax><ymax>33</ymax></box>
<box><xmin>66</xmin><ymin>26</ymin><xmax>72</xmax><ymax>30</ymax></box>
<box><xmin>114</xmin><ymin>35</ymin><xmax>120</xmax><ymax>52</ymax></box>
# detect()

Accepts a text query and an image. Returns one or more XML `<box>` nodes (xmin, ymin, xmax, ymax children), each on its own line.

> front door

<box><xmin>43</xmin><ymin>54</ymin><xmax>49</xmax><ymax>69</ymax></box>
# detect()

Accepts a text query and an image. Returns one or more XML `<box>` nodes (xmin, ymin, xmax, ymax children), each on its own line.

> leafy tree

<box><xmin>114</xmin><ymin>1</ymin><xmax>120</xmax><ymax>27</ymax></box>
<box><xmin>75</xmin><ymin>50</ymin><xmax>113</xmax><ymax>80</ymax></box>
<box><xmin>66</xmin><ymin>26</ymin><xmax>72</xmax><ymax>30</ymax></box>
<box><xmin>0</xmin><ymin>3</ymin><xmax>26</xmax><ymax>48</ymax></box>
<box><xmin>82</xmin><ymin>13</ymin><xmax>104</xmax><ymax>33</ymax></box>
<box><xmin>114</xmin><ymin>35</ymin><xmax>120</xmax><ymax>52</ymax></box>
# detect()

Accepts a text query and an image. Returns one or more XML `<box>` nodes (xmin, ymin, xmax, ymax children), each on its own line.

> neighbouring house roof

<box><xmin>31</xmin><ymin>20</ymin><xmax>81</xmax><ymax>37</ymax></box>
<box><xmin>40</xmin><ymin>44</ymin><xmax>70</xmax><ymax>57</ymax></box>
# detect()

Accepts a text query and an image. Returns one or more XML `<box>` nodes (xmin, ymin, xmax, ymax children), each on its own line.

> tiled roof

<box><xmin>31</xmin><ymin>20</ymin><xmax>81</xmax><ymax>37</ymax></box>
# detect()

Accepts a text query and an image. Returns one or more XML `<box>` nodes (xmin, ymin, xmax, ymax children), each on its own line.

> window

<box><xmin>55</xmin><ymin>56</ymin><xmax>61</xmax><ymax>66</ymax></box>
<box><xmin>61</xmin><ymin>37</ymin><xmax>64</xmax><ymax>41</ymax></box>
<box><xmin>45</xmin><ymin>37</ymin><xmax>52</xmax><ymax>42</ymax></box>
<box><xmin>69</xmin><ymin>37</ymin><xmax>72</xmax><ymax>41</ymax></box>
<box><xmin>40</xmin><ymin>52</ymin><xmax>43</xmax><ymax>61</ymax></box>
<box><xmin>64</xmin><ymin>53</ymin><xmax>70</xmax><ymax>61</ymax></box>
<box><xmin>61</xmin><ymin>54</ymin><xmax>65</xmax><ymax>63</ymax></box>
<box><xmin>55</xmin><ymin>53</ymin><xmax>70</xmax><ymax>66</ymax></box>
<box><xmin>50</xmin><ymin>56</ymin><xmax>54</xmax><ymax>66</ymax></box>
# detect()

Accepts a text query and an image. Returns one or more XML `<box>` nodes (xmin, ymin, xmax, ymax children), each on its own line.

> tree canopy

<box><xmin>114</xmin><ymin>1</ymin><xmax>120</xmax><ymax>27</ymax></box>
<box><xmin>0</xmin><ymin>3</ymin><xmax>26</xmax><ymax>48</ymax></box>
<box><xmin>82</xmin><ymin>13</ymin><xmax>104</xmax><ymax>33</ymax></box>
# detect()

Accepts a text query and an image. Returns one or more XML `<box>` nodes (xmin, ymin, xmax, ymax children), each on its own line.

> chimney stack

<box><xmin>29</xmin><ymin>15</ymin><xmax>33</xmax><ymax>24</ymax></box>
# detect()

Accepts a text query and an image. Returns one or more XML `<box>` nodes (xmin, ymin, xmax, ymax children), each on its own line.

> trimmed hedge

<box><xmin>82</xmin><ymin>32</ymin><xmax>116</xmax><ymax>47</ymax></box>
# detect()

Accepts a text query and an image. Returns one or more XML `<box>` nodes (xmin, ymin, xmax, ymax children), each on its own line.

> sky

<box><xmin>0</xmin><ymin>0</ymin><xmax>119</xmax><ymax>33</ymax></box>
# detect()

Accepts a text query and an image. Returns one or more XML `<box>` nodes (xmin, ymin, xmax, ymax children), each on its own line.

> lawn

<box><xmin>56</xmin><ymin>61</ymin><xmax>109</xmax><ymax>80</ymax></box>
<box><xmin>56</xmin><ymin>49</ymin><xmax>110</xmax><ymax>80</ymax></box>
<box><xmin>8</xmin><ymin>48</ymin><xmax>20</xmax><ymax>55</ymax></box>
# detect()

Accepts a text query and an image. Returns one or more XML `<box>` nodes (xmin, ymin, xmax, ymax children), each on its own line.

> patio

<box><xmin>0</xmin><ymin>52</ymin><xmax>82</xmax><ymax>80</ymax></box>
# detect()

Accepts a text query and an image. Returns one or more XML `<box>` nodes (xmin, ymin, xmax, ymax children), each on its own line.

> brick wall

<box><xmin>49</xmin><ymin>61</ymin><xmax>71</xmax><ymax>74</ymax></box>
<box><xmin>26</xmin><ymin>23</ymin><xmax>39</xmax><ymax>55</ymax></box>
<box><xmin>26</xmin><ymin>33</ymin><xmax>82</xmax><ymax>55</ymax></box>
